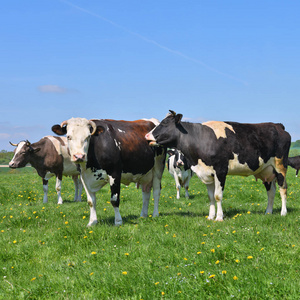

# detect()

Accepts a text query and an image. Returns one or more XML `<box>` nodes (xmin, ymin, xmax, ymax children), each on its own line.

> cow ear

<box><xmin>175</xmin><ymin>114</ymin><xmax>183</xmax><ymax>124</ymax></box>
<box><xmin>52</xmin><ymin>124</ymin><xmax>67</xmax><ymax>136</ymax></box>
<box><xmin>93</xmin><ymin>125</ymin><xmax>105</xmax><ymax>136</ymax></box>
<box><xmin>167</xmin><ymin>149</ymin><xmax>175</xmax><ymax>156</ymax></box>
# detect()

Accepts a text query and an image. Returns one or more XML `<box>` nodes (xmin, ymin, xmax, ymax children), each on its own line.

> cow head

<box><xmin>9</xmin><ymin>141</ymin><xmax>40</xmax><ymax>168</ymax></box>
<box><xmin>145</xmin><ymin>110</ymin><xmax>183</xmax><ymax>147</ymax></box>
<box><xmin>168</xmin><ymin>149</ymin><xmax>186</xmax><ymax>168</ymax></box>
<box><xmin>52</xmin><ymin>118</ymin><xmax>97</xmax><ymax>163</ymax></box>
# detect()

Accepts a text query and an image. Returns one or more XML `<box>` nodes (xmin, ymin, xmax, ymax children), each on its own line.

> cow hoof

<box><xmin>115</xmin><ymin>221</ymin><xmax>123</xmax><ymax>226</ymax></box>
<box><xmin>87</xmin><ymin>220</ymin><xmax>98</xmax><ymax>227</ymax></box>
<box><xmin>58</xmin><ymin>201</ymin><xmax>63</xmax><ymax>205</ymax></box>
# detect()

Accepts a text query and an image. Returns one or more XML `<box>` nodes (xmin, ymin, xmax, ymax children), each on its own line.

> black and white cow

<box><xmin>9</xmin><ymin>136</ymin><xmax>83</xmax><ymax>204</ymax></box>
<box><xmin>288</xmin><ymin>156</ymin><xmax>300</xmax><ymax>177</ymax></box>
<box><xmin>52</xmin><ymin>117</ymin><xmax>166</xmax><ymax>226</ymax></box>
<box><xmin>167</xmin><ymin>149</ymin><xmax>192</xmax><ymax>199</ymax></box>
<box><xmin>146</xmin><ymin>110</ymin><xmax>291</xmax><ymax>221</ymax></box>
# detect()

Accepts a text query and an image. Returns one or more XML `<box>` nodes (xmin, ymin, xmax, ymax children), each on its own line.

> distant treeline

<box><xmin>0</xmin><ymin>150</ymin><xmax>14</xmax><ymax>165</ymax></box>
<box><xmin>289</xmin><ymin>140</ymin><xmax>300</xmax><ymax>157</ymax></box>
<box><xmin>1</xmin><ymin>140</ymin><xmax>300</xmax><ymax>165</ymax></box>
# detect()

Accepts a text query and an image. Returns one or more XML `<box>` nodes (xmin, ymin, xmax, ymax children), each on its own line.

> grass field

<box><xmin>0</xmin><ymin>166</ymin><xmax>299</xmax><ymax>299</ymax></box>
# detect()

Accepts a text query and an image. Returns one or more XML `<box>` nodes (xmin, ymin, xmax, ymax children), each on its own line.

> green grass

<box><xmin>0</xmin><ymin>167</ymin><xmax>299</xmax><ymax>299</ymax></box>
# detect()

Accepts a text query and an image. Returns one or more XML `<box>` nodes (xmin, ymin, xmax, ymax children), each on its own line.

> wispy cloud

<box><xmin>38</xmin><ymin>85</ymin><xmax>78</xmax><ymax>94</ymax></box>
<box><xmin>59</xmin><ymin>0</ymin><xmax>248</xmax><ymax>85</ymax></box>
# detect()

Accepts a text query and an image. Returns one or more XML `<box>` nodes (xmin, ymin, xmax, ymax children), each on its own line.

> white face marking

<box><xmin>203</xmin><ymin>121</ymin><xmax>235</xmax><ymax>139</ymax></box>
<box><xmin>11</xmin><ymin>141</ymin><xmax>26</xmax><ymax>162</ymax></box>
<box><xmin>65</xmin><ymin>118</ymin><xmax>92</xmax><ymax>162</ymax></box>
<box><xmin>117</xmin><ymin>129</ymin><xmax>125</xmax><ymax>133</ymax></box>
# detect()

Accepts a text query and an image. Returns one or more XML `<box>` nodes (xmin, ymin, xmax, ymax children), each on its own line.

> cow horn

<box><xmin>169</xmin><ymin>110</ymin><xmax>176</xmax><ymax>116</ymax></box>
<box><xmin>9</xmin><ymin>141</ymin><xmax>18</xmax><ymax>147</ymax></box>
<box><xmin>60</xmin><ymin>120</ymin><xmax>68</xmax><ymax>128</ymax></box>
<box><xmin>88</xmin><ymin>120</ymin><xmax>97</xmax><ymax>135</ymax></box>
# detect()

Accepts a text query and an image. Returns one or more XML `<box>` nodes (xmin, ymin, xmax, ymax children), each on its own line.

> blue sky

<box><xmin>1</xmin><ymin>0</ymin><xmax>300</xmax><ymax>151</ymax></box>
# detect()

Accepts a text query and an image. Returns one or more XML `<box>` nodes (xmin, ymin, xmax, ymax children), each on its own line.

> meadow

<box><xmin>0</xmin><ymin>166</ymin><xmax>299</xmax><ymax>299</ymax></box>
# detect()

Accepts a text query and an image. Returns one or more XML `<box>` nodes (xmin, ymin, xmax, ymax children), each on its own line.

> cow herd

<box><xmin>8</xmin><ymin>110</ymin><xmax>300</xmax><ymax>226</ymax></box>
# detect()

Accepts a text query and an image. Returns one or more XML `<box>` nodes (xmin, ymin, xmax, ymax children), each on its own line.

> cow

<box><xmin>9</xmin><ymin>136</ymin><xmax>83</xmax><ymax>204</ymax></box>
<box><xmin>167</xmin><ymin>149</ymin><xmax>192</xmax><ymax>199</ymax></box>
<box><xmin>145</xmin><ymin>110</ymin><xmax>291</xmax><ymax>221</ymax></box>
<box><xmin>288</xmin><ymin>156</ymin><xmax>300</xmax><ymax>177</ymax></box>
<box><xmin>51</xmin><ymin>117</ymin><xmax>166</xmax><ymax>226</ymax></box>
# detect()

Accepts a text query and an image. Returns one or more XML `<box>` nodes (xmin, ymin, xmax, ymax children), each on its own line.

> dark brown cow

<box><xmin>9</xmin><ymin>136</ymin><xmax>82</xmax><ymax>204</ymax></box>
<box><xmin>288</xmin><ymin>156</ymin><xmax>300</xmax><ymax>177</ymax></box>
<box><xmin>52</xmin><ymin>117</ymin><xmax>166</xmax><ymax>226</ymax></box>
<box><xmin>146</xmin><ymin>110</ymin><xmax>291</xmax><ymax>220</ymax></box>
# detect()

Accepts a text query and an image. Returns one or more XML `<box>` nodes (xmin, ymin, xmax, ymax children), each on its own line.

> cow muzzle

<box><xmin>73</xmin><ymin>153</ymin><xmax>86</xmax><ymax>163</ymax></box>
<box><xmin>145</xmin><ymin>132</ymin><xmax>158</xmax><ymax>146</ymax></box>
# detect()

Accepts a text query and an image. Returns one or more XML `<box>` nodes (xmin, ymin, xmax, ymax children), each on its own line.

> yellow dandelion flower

<box><xmin>184</xmin><ymin>258</ymin><xmax>188</xmax><ymax>261</ymax></box>
<box><xmin>31</xmin><ymin>277</ymin><xmax>36</xmax><ymax>281</ymax></box>
<box><xmin>200</xmin><ymin>271</ymin><xmax>204</xmax><ymax>274</ymax></box>
<box><xmin>155</xmin><ymin>282</ymin><xmax>159</xmax><ymax>285</ymax></box>
<box><xmin>177</xmin><ymin>273</ymin><xmax>181</xmax><ymax>276</ymax></box>
<box><xmin>91</xmin><ymin>251</ymin><xmax>96</xmax><ymax>255</ymax></box>
<box><xmin>247</xmin><ymin>256</ymin><xmax>253</xmax><ymax>259</ymax></box>
<box><xmin>65</xmin><ymin>221</ymin><xmax>68</xmax><ymax>225</ymax></box>
<box><xmin>13</xmin><ymin>240</ymin><xmax>17</xmax><ymax>244</ymax></box>
<box><xmin>247</xmin><ymin>211</ymin><xmax>251</xmax><ymax>214</ymax></box>
<box><xmin>122</xmin><ymin>271</ymin><xmax>128</xmax><ymax>275</ymax></box>
<box><xmin>215</xmin><ymin>260</ymin><xmax>220</xmax><ymax>264</ymax></box>
<box><xmin>173</xmin><ymin>234</ymin><xmax>176</xmax><ymax>238</ymax></box>
<box><xmin>235</xmin><ymin>259</ymin><xmax>240</xmax><ymax>263</ymax></box>
<box><xmin>209</xmin><ymin>274</ymin><xmax>216</xmax><ymax>278</ymax></box>
<box><xmin>201</xmin><ymin>242</ymin><xmax>205</xmax><ymax>245</ymax></box>
<box><xmin>233</xmin><ymin>276</ymin><xmax>238</xmax><ymax>280</ymax></box>
<box><xmin>125</xmin><ymin>253</ymin><xmax>129</xmax><ymax>256</ymax></box>
<box><xmin>222</xmin><ymin>270</ymin><xmax>227</xmax><ymax>275</ymax></box>
<box><xmin>217</xmin><ymin>245</ymin><xmax>221</xmax><ymax>248</ymax></box>
<box><xmin>161</xmin><ymin>292</ymin><xmax>165</xmax><ymax>296</ymax></box>
<box><xmin>83</xmin><ymin>216</ymin><xmax>86</xmax><ymax>219</ymax></box>
<box><xmin>211</xmin><ymin>249</ymin><xmax>215</xmax><ymax>253</ymax></box>
<box><xmin>197</xmin><ymin>251</ymin><xmax>202</xmax><ymax>254</ymax></box>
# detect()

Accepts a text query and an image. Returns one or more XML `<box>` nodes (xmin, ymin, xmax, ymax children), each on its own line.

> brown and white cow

<box><xmin>52</xmin><ymin>117</ymin><xmax>166</xmax><ymax>226</ymax></box>
<box><xmin>146</xmin><ymin>110</ymin><xmax>291</xmax><ymax>221</ymax></box>
<box><xmin>9</xmin><ymin>136</ymin><xmax>83</xmax><ymax>204</ymax></box>
<box><xmin>167</xmin><ymin>149</ymin><xmax>192</xmax><ymax>199</ymax></box>
<box><xmin>288</xmin><ymin>156</ymin><xmax>300</xmax><ymax>177</ymax></box>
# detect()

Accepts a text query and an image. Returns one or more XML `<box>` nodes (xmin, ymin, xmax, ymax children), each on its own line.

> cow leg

<box><xmin>109</xmin><ymin>174</ymin><xmax>122</xmax><ymax>226</ymax></box>
<box><xmin>174</xmin><ymin>173</ymin><xmax>181</xmax><ymax>199</ymax></box>
<box><xmin>206</xmin><ymin>183</ymin><xmax>216</xmax><ymax>220</ymax></box>
<box><xmin>152</xmin><ymin>165</ymin><xmax>164</xmax><ymax>217</ymax></box>
<box><xmin>72</xmin><ymin>175</ymin><xmax>82</xmax><ymax>202</ymax></box>
<box><xmin>264</xmin><ymin>180</ymin><xmax>276</xmax><ymax>214</ymax></box>
<box><xmin>56</xmin><ymin>176</ymin><xmax>63</xmax><ymax>204</ymax></box>
<box><xmin>184</xmin><ymin>178</ymin><xmax>190</xmax><ymax>199</ymax></box>
<box><xmin>296</xmin><ymin>169</ymin><xmax>299</xmax><ymax>177</ymax></box>
<box><xmin>140</xmin><ymin>190</ymin><xmax>151</xmax><ymax>218</ymax></box>
<box><xmin>43</xmin><ymin>179</ymin><xmax>48</xmax><ymax>203</ymax></box>
<box><xmin>214</xmin><ymin>178</ymin><xmax>224</xmax><ymax>221</ymax></box>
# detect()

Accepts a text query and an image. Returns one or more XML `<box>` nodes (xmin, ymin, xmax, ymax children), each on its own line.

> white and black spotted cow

<box><xmin>146</xmin><ymin>110</ymin><xmax>291</xmax><ymax>221</ymax></box>
<box><xmin>167</xmin><ymin>149</ymin><xmax>192</xmax><ymax>199</ymax></box>
<box><xmin>52</xmin><ymin>117</ymin><xmax>166</xmax><ymax>226</ymax></box>
<box><xmin>9</xmin><ymin>136</ymin><xmax>83</xmax><ymax>204</ymax></box>
<box><xmin>288</xmin><ymin>156</ymin><xmax>300</xmax><ymax>177</ymax></box>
